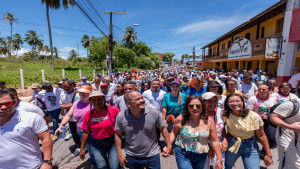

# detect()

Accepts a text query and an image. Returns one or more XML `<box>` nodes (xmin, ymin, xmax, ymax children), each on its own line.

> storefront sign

<box><xmin>264</xmin><ymin>37</ymin><xmax>282</xmax><ymax>59</ymax></box>
<box><xmin>228</xmin><ymin>37</ymin><xmax>252</xmax><ymax>60</ymax></box>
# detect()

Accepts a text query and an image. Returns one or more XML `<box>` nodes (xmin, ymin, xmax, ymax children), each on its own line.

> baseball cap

<box><xmin>42</xmin><ymin>82</ymin><xmax>52</xmax><ymax>89</ymax></box>
<box><xmin>219</xmin><ymin>75</ymin><xmax>225</xmax><ymax>79</ymax></box>
<box><xmin>294</xmin><ymin>67</ymin><xmax>300</xmax><ymax>71</ymax></box>
<box><xmin>100</xmin><ymin>83</ymin><xmax>108</xmax><ymax>87</ymax></box>
<box><xmin>257</xmin><ymin>70</ymin><xmax>263</xmax><ymax>73</ymax></box>
<box><xmin>81</xmin><ymin>76</ymin><xmax>87</xmax><ymax>80</ymax></box>
<box><xmin>169</xmin><ymin>72</ymin><xmax>175</xmax><ymax>76</ymax></box>
<box><xmin>167</xmin><ymin>77</ymin><xmax>175</xmax><ymax>81</ymax></box>
<box><xmin>75</xmin><ymin>85</ymin><xmax>92</xmax><ymax>93</ymax></box>
<box><xmin>201</xmin><ymin>92</ymin><xmax>221</xmax><ymax>100</ymax></box>
<box><xmin>170</xmin><ymin>81</ymin><xmax>180</xmax><ymax>86</ymax></box>
<box><xmin>89</xmin><ymin>91</ymin><xmax>105</xmax><ymax>98</ymax></box>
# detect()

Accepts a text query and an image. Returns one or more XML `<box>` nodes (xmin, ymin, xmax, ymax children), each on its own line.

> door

<box><xmin>266</xmin><ymin>61</ymin><xmax>276</xmax><ymax>77</ymax></box>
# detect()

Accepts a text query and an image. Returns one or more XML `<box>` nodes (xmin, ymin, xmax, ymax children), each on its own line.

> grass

<box><xmin>0</xmin><ymin>61</ymin><xmax>106</xmax><ymax>88</ymax></box>
<box><xmin>0</xmin><ymin>60</ymin><xmax>141</xmax><ymax>88</ymax></box>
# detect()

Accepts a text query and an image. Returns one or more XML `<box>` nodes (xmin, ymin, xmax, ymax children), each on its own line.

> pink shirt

<box><xmin>73</xmin><ymin>100</ymin><xmax>91</xmax><ymax>132</ymax></box>
<box><xmin>82</xmin><ymin>106</ymin><xmax>120</xmax><ymax>139</ymax></box>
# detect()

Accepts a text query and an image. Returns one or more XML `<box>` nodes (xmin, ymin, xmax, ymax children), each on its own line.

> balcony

<box><xmin>203</xmin><ymin>49</ymin><xmax>228</xmax><ymax>61</ymax></box>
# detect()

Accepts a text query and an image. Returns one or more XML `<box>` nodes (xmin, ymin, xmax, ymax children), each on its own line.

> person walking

<box><xmin>288</xmin><ymin>67</ymin><xmax>300</xmax><ymax>96</ymax></box>
<box><xmin>169</xmin><ymin>95</ymin><xmax>223</xmax><ymax>169</ymax></box>
<box><xmin>162</xmin><ymin>81</ymin><xmax>187</xmax><ymax>133</ymax></box>
<box><xmin>115</xmin><ymin>91</ymin><xmax>172</xmax><ymax>169</ymax></box>
<box><xmin>223</xmin><ymin>93</ymin><xmax>272</xmax><ymax>169</ymax></box>
<box><xmin>271</xmin><ymin>82</ymin><xmax>299</xmax><ymax>104</ymax></box>
<box><xmin>79</xmin><ymin>91</ymin><xmax>121</xmax><ymax>169</ymax></box>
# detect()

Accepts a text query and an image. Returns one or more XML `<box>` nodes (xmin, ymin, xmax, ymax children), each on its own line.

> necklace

<box><xmin>93</xmin><ymin>109</ymin><xmax>105</xmax><ymax>123</ymax></box>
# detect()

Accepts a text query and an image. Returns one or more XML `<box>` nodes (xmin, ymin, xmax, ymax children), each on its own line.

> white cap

<box><xmin>201</xmin><ymin>92</ymin><xmax>221</xmax><ymax>100</ymax></box>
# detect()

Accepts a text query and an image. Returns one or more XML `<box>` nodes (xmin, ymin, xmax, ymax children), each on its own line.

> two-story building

<box><xmin>201</xmin><ymin>0</ymin><xmax>300</xmax><ymax>76</ymax></box>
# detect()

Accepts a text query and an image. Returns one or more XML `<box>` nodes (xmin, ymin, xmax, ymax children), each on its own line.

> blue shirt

<box><xmin>252</xmin><ymin>74</ymin><xmax>258</xmax><ymax>84</ymax></box>
<box><xmin>186</xmin><ymin>87</ymin><xmax>207</xmax><ymax>97</ymax></box>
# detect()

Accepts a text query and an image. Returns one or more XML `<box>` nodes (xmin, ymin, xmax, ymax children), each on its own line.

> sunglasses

<box><xmin>0</xmin><ymin>101</ymin><xmax>14</xmax><ymax>108</ymax></box>
<box><xmin>227</xmin><ymin>84</ymin><xmax>235</xmax><ymax>86</ymax></box>
<box><xmin>188</xmin><ymin>104</ymin><xmax>201</xmax><ymax>109</ymax></box>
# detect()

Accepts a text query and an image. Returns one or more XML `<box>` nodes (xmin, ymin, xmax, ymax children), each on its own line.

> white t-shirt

<box><xmin>209</xmin><ymin>108</ymin><xmax>224</xmax><ymax>138</ymax></box>
<box><xmin>15</xmin><ymin>101</ymin><xmax>45</xmax><ymax>117</ymax></box>
<box><xmin>142</xmin><ymin>89</ymin><xmax>166</xmax><ymax>113</ymax></box>
<box><xmin>37</xmin><ymin>88</ymin><xmax>61</xmax><ymax>111</ymax></box>
<box><xmin>60</xmin><ymin>91</ymin><xmax>79</xmax><ymax>122</ymax></box>
<box><xmin>218</xmin><ymin>95</ymin><xmax>226</xmax><ymax>109</ymax></box>
<box><xmin>271</xmin><ymin>92</ymin><xmax>299</xmax><ymax>104</ymax></box>
<box><xmin>241</xmin><ymin>82</ymin><xmax>258</xmax><ymax>102</ymax></box>
<box><xmin>288</xmin><ymin>73</ymin><xmax>300</xmax><ymax>89</ymax></box>
<box><xmin>246</xmin><ymin>95</ymin><xmax>277</xmax><ymax>119</ymax></box>
<box><xmin>0</xmin><ymin>111</ymin><xmax>48</xmax><ymax>169</ymax></box>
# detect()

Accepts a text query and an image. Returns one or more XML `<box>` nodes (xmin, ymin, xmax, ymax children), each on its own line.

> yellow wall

<box><xmin>260</xmin><ymin>13</ymin><xmax>284</xmax><ymax>36</ymax></box>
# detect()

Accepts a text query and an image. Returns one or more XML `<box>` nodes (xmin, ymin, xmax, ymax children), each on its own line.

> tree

<box><xmin>0</xmin><ymin>37</ymin><xmax>10</xmax><ymax>56</ymax></box>
<box><xmin>41</xmin><ymin>0</ymin><xmax>75</xmax><ymax>70</ymax></box>
<box><xmin>68</xmin><ymin>49</ymin><xmax>77</xmax><ymax>60</ymax></box>
<box><xmin>113</xmin><ymin>46</ymin><xmax>136</xmax><ymax>68</ymax></box>
<box><xmin>24</xmin><ymin>30</ymin><xmax>44</xmax><ymax>63</ymax></box>
<box><xmin>132</xmin><ymin>42</ymin><xmax>151</xmax><ymax>57</ymax></box>
<box><xmin>180</xmin><ymin>54</ymin><xmax>191</xmax><ymax>64</ymax></box>
<box><xmin>162</xmin><ymin>52</ymin><xmax>175</xmax><ymax>65</ymax></box>
<box><xmin>43</xmin><ymin>45</ymin><xmax>50</xmax><ymax>61</ymax></box>
<box><xmin>3</xmin><ymin>12</ymin><xmax>18</xmax><ymax>56</ymax></box>
<box><xmin>53</xmin><ymin>47</ymin><xmax>59</xmax><ymax>58</ymax></box>
<box><xmin>88</xmin><ymin>37</ymin><xmax>109</xmax><ymax>67</ymax></box>
<box><xmin>81</xmin><ymin>34</ymin><xmax>91</xmax><ymax>63</ymax></box>
<box><xmin>12</xmin><ymin>33</ymin><xmax>23</xmax><ymax>56</ymax></box>
<box><xmin>122</xmin><ymin>26</ymin><xmax>137</xmax><ymax>48</ymax></box>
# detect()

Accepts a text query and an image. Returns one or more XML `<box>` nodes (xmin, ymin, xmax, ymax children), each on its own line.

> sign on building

<box><xmin>264</xmin><ymin>37</ymin><xmax>282</xmax><ymax>59</ymax></box>
<box><xmin>228</xmin><ymin>37</ymin><xmax>252</xmax><ymax>60</ymax></box>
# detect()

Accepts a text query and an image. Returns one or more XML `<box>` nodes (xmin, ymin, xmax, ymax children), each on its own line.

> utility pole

<box><xmin>104</xmin><ymin>11</ymin><xmax>126</xmax><ymax>75</ymax></box>
<box><xmin>192</xmin><ymin>47</ymin><xmax>196</xmax><ymax>71</ymax></box>
<box><xmin>77</xmin><ymin>42</ymin><xmax>79</xmax><ymax>57</ymax></box>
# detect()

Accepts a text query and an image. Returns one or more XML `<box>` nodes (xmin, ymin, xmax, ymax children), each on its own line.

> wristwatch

<box><xmin>265</xmin><ymin>154</ymin><xmax>273</xmax><ymax>158</ymax></box>
<box><xmin>43</xmin><ymin>157</ymin><xmax>53</xmax><ymax>164</ymax></box>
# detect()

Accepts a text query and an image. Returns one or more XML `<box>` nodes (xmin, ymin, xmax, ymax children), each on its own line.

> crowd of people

<box><xmin>1</xmin><ymin>66</ymin><xmax>300</xmax><ymax>169</ymax></box>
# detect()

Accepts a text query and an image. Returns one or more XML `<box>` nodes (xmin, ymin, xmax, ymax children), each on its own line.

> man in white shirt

<box><xmin>104</xmin><ymin>76</ymin><xmax>116</xmax><ymax>93</ymax></box>
<box><xmin>0</xmin><ymin>90</ymin><xmax>52</xmax><ymax>169</ymax></box>
<box><xmin>37</xmin><ymin>82</ymin><xmax>61</xmax><ymax>137</ymax></box>
<box><xmin>288</xmin><ymin>67</ymin><xmax>300</xmax><ymax>96</ymax></box>
<box><xmin>241</xmin><ymin>74</ymin><xmax>258</xmax><ymax>102</ymax></box>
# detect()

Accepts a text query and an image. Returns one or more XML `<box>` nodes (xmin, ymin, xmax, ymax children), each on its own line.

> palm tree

<box><xmin>43</xmin><ymin>45</ymin><xmax>50</xmax><ymax>61</ymax></box>
<box><xmin>122</xmin><ymin>26</ymin><xmax>137</xmax><ymax>48</ymax></box>
<box><xmin>12</xmin><ymin>33</ymin><xmax>23</xmax><ymax>56</ymax></box>
<box><xmin>3</xmin><ymin>12</ymin><xmax>18</xmax><ymax>56</ymax></box>
<box><xmin>24</xmin><ymin>30</ymin><xmax>44</xmax><ymax>63</ymax></box>
<box><xmin>0</xmin><ymin>37</ymin><xmax>10</xmax><ymax>56</ymax></box>
<box><xmin>41</xmin><ymin>0</ymin><xmax>75</xmax><ymax>70</ymax></box>
<box><xmin>53</xmin><ymin>47</ymin><xmax>59</xmax><ymax>58</ymax></box>
<box><xmin>68</xmin><ymin>49</ymin><xmax>77</xmax><ymax>60</ymax></box>
<box><xmin>81</xmin><ymin>34</ymin><xmax>91</xmax><ymax>63</ymax></box>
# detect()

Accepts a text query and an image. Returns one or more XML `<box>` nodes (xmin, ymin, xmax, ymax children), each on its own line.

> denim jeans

<box><xmin>126</xmin><ymin>154</ymin><xmax>161</xmax><ymax>169</ymax></box>
<box><xmin>48</xmin><ymin>108</ymin><xmax>61</xmax><ymax>134</ymax></box>
<box><xmin>91</xmin><ymin>136</ymin><xmax>120</xmax><ymax>169</ymax></box>
<box><xmin>225</xmin><ymin>138</ymin><xmax>260</xmax><ymax>169</ymax></box>
<box><xmin>174</xmin><ymin>146</ymin><xmax>207</xmax><ymax>169</ymax></box>
<box><xmin>77</xmin><ymin>131</ymin><xmax>95</xmax><ymax>165</ymax></box>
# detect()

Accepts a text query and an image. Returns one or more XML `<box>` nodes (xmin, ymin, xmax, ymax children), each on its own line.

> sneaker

<box><xmin>64</xmin><ymin>134</ymin><xmax>72</xmax><ymax>140</ymax></box>
<box><xmin>51</xmin><ymin>135</ymin><xmax>58</xmax><ymax>142</ymax></box>
<box><xmin>72</xmin><ymin>148</ymin><xmax>80</xmax><ymax>157</ymax></box>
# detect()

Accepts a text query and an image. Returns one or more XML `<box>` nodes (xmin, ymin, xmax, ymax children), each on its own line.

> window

<box><xmin>261</xmin><ymin>27</ymin><xmax>265</xmax><ymax>38</ymax></box>
<box><xmin>275</xmin><ymin>18</ymin><xmax>284</xmax><ymax>34</ymax></box>
<box><xmin>245</xmin><ymin>33</ymin><xmax>251</xmax><ymax>40</ymax></box>
<box><xmin>228</xmin><ymin>41</ymin><xmax>232</xmax><ymax>49</ymax></box>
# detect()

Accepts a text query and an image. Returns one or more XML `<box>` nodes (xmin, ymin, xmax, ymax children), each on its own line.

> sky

<box><xmin>0</xmin><ymin>0</ymin><xmax>280</xmax><ymax>60</ymax></box>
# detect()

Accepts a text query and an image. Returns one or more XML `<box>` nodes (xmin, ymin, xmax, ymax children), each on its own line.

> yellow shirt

<box><xmin>222</xmin><ymin>89</ymin><xmax>243</xmax><ymax>96</ymax></box>
<box><xmin>223</xmin><ymin>111</ymin><xmax>264</xmax><ymax>153</ymax></box>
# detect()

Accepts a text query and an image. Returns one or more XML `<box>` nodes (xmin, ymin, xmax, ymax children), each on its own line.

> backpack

<box><xmin>267</xmin><ymin>99</ymin><xmax>300</xmax><ymax>136</ymax></box>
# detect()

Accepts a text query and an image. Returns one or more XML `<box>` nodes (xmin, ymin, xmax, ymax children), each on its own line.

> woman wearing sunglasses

<box><xmin>169</xmin><ymin>96</ymin><xmax>223</xmax><ymax>169</ymax></box>
<box><xmin>271</xmin><ymin>82</ymin><xmax>299</xmax><ymax>104</ymax></box>
<box><xmin>224</xmin><ymin>93</ymin><xmax>272</xmax><ymax>169</ymax></box>
<box><xmin>268</xmin><ymin>80</ymin><xmax>278</xmax><ymax>95</ymax></box>
<box><xmin>202</xmin><ymin>92</ymin><xmax>226</xmax><ymax>169</ymax></box>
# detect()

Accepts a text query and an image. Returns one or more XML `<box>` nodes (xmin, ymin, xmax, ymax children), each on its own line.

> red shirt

<box><xmin>82</xmin><ymin>106</ymin><xmax>120</xmax><ymax>139</ymax></box>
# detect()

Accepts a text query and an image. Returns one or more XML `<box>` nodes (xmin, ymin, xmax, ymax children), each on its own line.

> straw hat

<box><xmin>75</xmin><ymin>85</ymin><xmax>92</xmax><ymax>93</ymax></box>
<box><xmin>89</xmin><ymin>91</ymin><xmax>105</xmax><ymax>98</ymax></box>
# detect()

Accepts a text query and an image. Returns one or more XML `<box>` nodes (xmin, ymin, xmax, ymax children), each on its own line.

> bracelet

<box><xmin>216</xmin><ymin>159</ymin><xmax>223</xmax><ymax>164</ymax></box>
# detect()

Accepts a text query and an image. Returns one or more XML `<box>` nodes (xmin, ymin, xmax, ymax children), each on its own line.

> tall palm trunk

<box><xmin>8</xmin><ymin>23</ymin><xmax>12</xmax><ymax>57</ymax></box>
<box><xmin>31</xmin><ymin>48</ymin><xmax>34</xmax><ymax>64</ymax></box>
<box><xmin>46</xmin><ymin>4</ymin><xmax>54</xmax><ymax>70</ymax></box>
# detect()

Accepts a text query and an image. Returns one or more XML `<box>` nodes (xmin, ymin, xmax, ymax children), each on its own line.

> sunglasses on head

<box><xmin>0</xmin><ymin>101</ymin><xmax>14</xmax><ymax>108</ymax></box>
<box><xmin>188</xmin><ymin>104</ymin><xmax>201</xmax><ymax>109</ymax></box>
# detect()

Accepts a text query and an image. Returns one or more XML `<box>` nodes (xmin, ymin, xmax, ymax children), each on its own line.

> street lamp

<box><xmin>133</xmin><ymin>24</ymin><xmax>139</xmax><ymax>26</ymax></box>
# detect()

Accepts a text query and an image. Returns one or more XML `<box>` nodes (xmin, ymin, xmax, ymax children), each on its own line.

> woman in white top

<box><xmin>202</xmin><ymin>92</ymin><xmax>227</xmax><ymax>169</ymax></box>
<box><xmin>271</xmin><ymin>82</ymin><xmax>299</xmax><ymax>104</ymax></box>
